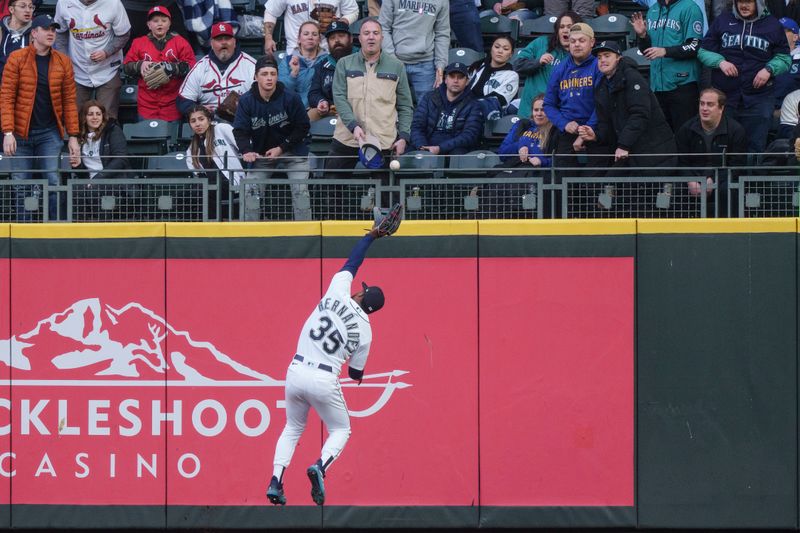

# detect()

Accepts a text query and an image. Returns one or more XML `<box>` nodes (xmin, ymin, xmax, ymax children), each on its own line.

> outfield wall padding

<box><xmin>0</xmin><ymin>220</ymin><xmax>796</xmax><ymax>529</ymax></box>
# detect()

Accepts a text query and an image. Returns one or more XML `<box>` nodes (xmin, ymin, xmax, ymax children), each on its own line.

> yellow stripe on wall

<box><xmin>10</xmin><ymin>223</ymin><xmax>165</xmax><ymax>239</ymax></box>
<box><xmin>479</xmin><ymin>219</ymin><xmax>637</xmax><ymax>236</ymax></box>
<box><xmin>0</xmin><ymin>224</ymin><xmax>8</xmax><ymax>238</ymax></box>
<box><xmin>166</xmin><ymin>222</ymin><xmax>320</xmax><ymax>238</ymax></box>
<box><xmin>639</xmin><ymin>218</ymin><xmax>797</xmax><ymax>234</ymax></box>
<box><xmin>322</xmin><ymin>220</ymin><xmax>478</xmax><ymax>237</ymax></box>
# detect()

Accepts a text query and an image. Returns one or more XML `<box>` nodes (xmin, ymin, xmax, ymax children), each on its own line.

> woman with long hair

<box><xmin>512</xmin><ymin>11</ymin><xmax>581</xmax><ymax>118</ymax></box>
<box><xmin>69</xmin><ymin>100</ymin><xmax>130</xmax><ymax>178</ymax></box>
<box><xmin>185</xmin><ymin>105</ymin><xmax>246</xmax><ymax>219</ymax></box>
<box><xmin>278</xmin><ymin>20</ymin><xmax>325</xmax><ymax>108</ymax></box>
<box><xmin>498</xmin><ymin>93</ymin><xmax>556</xmax><ymax>169</ymax></box>
<box><xmin>468</xmin><ymin>35</ymin><xmax>519</xmax><ymax>119</ymax></box>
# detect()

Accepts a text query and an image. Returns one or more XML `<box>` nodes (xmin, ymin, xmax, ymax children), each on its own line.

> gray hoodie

<box><xmin>378</xmin><ymin>0</ymin><xmax>450</xmax><ymax>68</ymax></box>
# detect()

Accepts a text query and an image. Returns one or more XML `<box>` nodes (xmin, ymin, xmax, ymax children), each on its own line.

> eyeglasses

<box><xmin>12</xmin><ymin>3</ymin><xmax>35</xmax><ymax>9</ymax></box>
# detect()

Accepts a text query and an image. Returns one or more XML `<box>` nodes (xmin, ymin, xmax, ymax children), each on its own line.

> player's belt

<box><xmin>293</xmin><ymin>354</ymin><xmax>333</xmax><ymax>373</ymax></box>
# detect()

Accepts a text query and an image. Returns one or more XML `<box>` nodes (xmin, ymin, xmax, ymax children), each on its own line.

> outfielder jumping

<box><xmin>267</xmin><ymin>204</ymin><xmax>402</xmax><ymax>506</ymax></box>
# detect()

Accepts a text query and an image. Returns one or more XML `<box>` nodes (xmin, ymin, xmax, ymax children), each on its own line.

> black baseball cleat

<box><xmin>267</xmin><ymin>476</ymin><xmax>286</xmax><ymax>505</ymax></box>
<box><xmin>306</xmin><ymin>461</ymin><xmax>326</xmax><ymax>506</ymax></box>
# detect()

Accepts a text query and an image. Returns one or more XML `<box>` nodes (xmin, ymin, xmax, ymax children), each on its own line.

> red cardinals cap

<box><xmin>147</xmin><ymin>6</ymin><xmax>172</xmax><ymax>19</ymax></box>
<box><xmin>211</xmin><ymin>22</ymin><xmax>236</xmax><ymax>38</ymax></box>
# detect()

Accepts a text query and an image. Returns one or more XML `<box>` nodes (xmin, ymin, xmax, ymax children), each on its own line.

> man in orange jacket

<box><xmin>0</xmin><ymin>14</ymin><xmax>80</xmax><ymax>220</ymax></box>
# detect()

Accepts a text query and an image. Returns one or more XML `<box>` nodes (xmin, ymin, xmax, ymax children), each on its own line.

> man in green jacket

<box><xmin>631</xmin><ymin>0</ymin><xmax>704</xmax><ymax>130</ymax></box>
<box><xmin>327</xmin><ymin>17</ymin><xmax>413</xmax><ymax>177</ymax></box>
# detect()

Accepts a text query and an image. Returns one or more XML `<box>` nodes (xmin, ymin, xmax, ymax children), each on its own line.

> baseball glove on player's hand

<box><xmin>310</xmin><ymin>4</ymin><xmax>336</xmax><ymax>34</ymax></box>
<box><xmin>216</xmin><ymin>90</ymin><xmax>241</xmax><ymax>122</ymax></box>
<box><xmin>143</xmin><ymin>62</ymin><xmax>172</xmax><ymax>90</ymax></box>
<box><xmin>370</xmin><ymin>202</ymin><xmax>403</xmax><ymax>238</ymax></box>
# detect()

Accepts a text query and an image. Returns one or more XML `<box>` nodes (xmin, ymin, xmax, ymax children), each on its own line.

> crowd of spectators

<box><xmin>3</xmin><ymin>0</ymin><xmax>800</xmax><ymax>220</ymax></box>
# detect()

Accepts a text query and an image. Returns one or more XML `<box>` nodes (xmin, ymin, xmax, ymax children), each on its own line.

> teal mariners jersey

<box><xmin>643</xmin><ymin>0</ymin><xmax>704</xmax><ymax>92</ymax></box>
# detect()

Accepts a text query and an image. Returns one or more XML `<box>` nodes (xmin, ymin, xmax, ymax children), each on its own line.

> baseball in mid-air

<box><xmin>390</xmin><ymin>160</ymin><xmax>401</xmax><ymax>170</ymax></box>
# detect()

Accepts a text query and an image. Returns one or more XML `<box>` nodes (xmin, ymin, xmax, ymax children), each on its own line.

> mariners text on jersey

<box><xmin>560</xmin><ymin>75</ymin><xmax>594</xmax><ymax>90</ymax></box>
<box><xmin>398</xmin><ymin>0</ymin><xmax>438</xmax><ymax>14</ymax></box>
<box><xmin>317</xmin><ymin>297</ymin><xmax>361</xmax><ymax>353</ymax></box>
<box><xmin>648</xmin><ymin>18</ymin><xmax>682</xmax><ymax>31</ymax></box>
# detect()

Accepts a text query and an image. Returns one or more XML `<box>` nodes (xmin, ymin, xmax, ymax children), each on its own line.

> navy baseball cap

<box><xmin>593</xmin><ymin>40</ymin><xmax>622</xmax><ymax>55</ymax></box>
<box><xmin>444</xmin><ymin>62</ymin><xmax>469</xmax><ymax>76</ymax></box>
<box><xmin>325</xmin><ymin>20</ymin><xmax>350</xmax><ymax>37</ymax></box>
<box><xmin>255</xmin><ymin>54</ymin><xmax>278</xmax><ymax>72</ymax></box>
<box><xmin>781</xmin><ymin>16</ymin><xmax>800</xmax><ymax>34</ymax></box>
<box><xmin>360</xmin><ymin>282</ymin><xmax>384</xmax><ymax>314</ymax></box>
<box><xmin>31</xmin><ymin>14</ymin><xmax>60</xmax><ymax>30</ymax></box>
<box><xmin>358</xmin><ymin>133</ymin><xmax>383</xmax><ymax>169</ymax></box>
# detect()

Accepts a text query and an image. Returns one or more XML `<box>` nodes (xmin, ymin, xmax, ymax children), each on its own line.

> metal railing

<box><xmin>0</xmin><ymin>154</ymin><xmax>797</xmax><ymax>222</ymax></box>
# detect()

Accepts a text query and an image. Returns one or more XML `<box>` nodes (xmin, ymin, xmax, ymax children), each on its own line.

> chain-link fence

<box><xmin>399</xmin><ymin>177</ymin><xmax>544</xmax><ymax>220</ymax></box>
<box><xmin>561</xmin><ymin>176</ymin><xmax>712</xmax><ymax>219</ymax></box>
<box><xmin>0</xmin><ymin>153</ymin><xmax>798</xmax><ymax>222</ymax></box>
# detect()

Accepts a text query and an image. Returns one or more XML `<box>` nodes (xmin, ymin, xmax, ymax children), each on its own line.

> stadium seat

<box><xmin>448</xmin><ymin>150</ymin><xmax>502</xmax><ymax>176</ymax></box>
<box><xmin>622</xmin><ymin>47</ymin><xmax>650</xmax><ymax>78</ymax></box>
<box><xmin>148</xmin><ymin>152</ymin><xmax>192</xmax><ymax>178</ymax></box>
<box><xmin>123</xmin><ymin>119</ymin><xmax>172</xmax><ymax>156</ymax></box>
<box><xmin>176</xmin><ymin>122</ymin><xmax>194</xmax><ymax>150</ymax></box>
<box><xmin>588</xmin><ymin>14</ymin><xmax>631</xmax><ymax>51</ymax></box>
<box><xmin>609</xmin><ymin>0</ymin><xmax>644</xmax><ymax>17</ymax></box>
<box><xmin>487</xmin><ymin>115</ymin><xmax>520</xmax><ymax>137</ymax></box>
<box><xmin>394</xmin><ymin>150</ymin><xmax>445</xmax><ymax>178</ymax></box>
<box><xmin>309</xmin><ymin>116</ymin><xmax>338</xmax><ymax>156</ymax></box>
<box><xmin>118</xmin><ymin>84</ymin><xmax>138</xmax><ymax>125</ymax></box>
<box><xmin>480</xmin><ymin>15</ymin><xmax>520</xmax><ymax>51</ymax></box>
<box><xmin>519</xmin><ymin>15</ymin><xmax>556</xmax><ymax>44</ymax></box>
<box><xmin>449</xmin><ymin>47</ymin><xmax>485</xmax><ymax>66</ymax></box>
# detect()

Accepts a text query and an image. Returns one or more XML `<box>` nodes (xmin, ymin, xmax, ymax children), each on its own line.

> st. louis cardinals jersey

<box><xmin>295</xmin><ymin>270</ymin><xmax>371</xmax><ymax>376</ymax></box>
<box><xmin>54</xmin><ymin>0</ymin><xmax>131</xmax><ymax>87</ymax></box>
<box><xmin>178</xmin><ymin>52</ymin><xmax>256</xmax><ymax>111</ymax></box>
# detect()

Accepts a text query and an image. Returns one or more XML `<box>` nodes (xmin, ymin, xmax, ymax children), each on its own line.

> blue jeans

<box><xmin>405</xmin><ymin>61</ymin><xmax>436</xmax><ymax>103</ymax></box>
<box><xmin>450</xmin><ymin>0</ymin><xmax>483</xmax><ymax>51</ymax></box>
<box><xmin>477</xmin><ymin>96</ymin><xmax>503</xmax><ymax>120</ymax></box>
<box><xmin>726</xmin><ymin>97</ymin><xmax>774</xmax><ymax>155</ymax></box>
<box><xmin>11</xmin><ymin>127</ymin><xmax>63</xmax><ymax>221</ymax></box>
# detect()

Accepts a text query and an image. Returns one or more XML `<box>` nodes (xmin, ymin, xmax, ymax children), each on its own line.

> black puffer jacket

<box><xmin>593</xmin><ymin>57</ymin><xmax>677</xmax><ymax>166</ymax></box>
<box><xmin>77</xmin><ymin>120</ymin><xmax>131</xmax><ymax>179</ymax></box>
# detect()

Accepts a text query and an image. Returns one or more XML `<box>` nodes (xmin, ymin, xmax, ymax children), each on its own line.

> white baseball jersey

<box><xmin>295</xmin><ymin>270</ymin><xmax>372</xmax><ymax>376</ymax></box>
<box><xmin>54</xmin><ymin>0</ymin><xmax>131</xmax><ymax>87</ymax></box>
<box><xmin>263</xmin><ymin>0</ymin><xmax>359</xmax><ymax>53</ymax></box>
<box><xmin>178</xmin><ymin>52</ymin><xmax>256</xmax><ymax>111</ymax></box>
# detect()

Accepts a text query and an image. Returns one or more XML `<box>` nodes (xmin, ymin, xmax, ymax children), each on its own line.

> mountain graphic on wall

<box><xmin>0</xmin><ymin>298</ymin><xmax>279</xmax><ymax>383</ymax></box>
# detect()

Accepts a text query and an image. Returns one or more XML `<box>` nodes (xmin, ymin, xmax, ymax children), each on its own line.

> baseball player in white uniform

<box><xmin>267</xmin><ymin>227</ymin><xmax>388</xmax><ymax>506</ymax></box>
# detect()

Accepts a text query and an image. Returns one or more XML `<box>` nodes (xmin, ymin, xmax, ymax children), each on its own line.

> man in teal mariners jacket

<box><xmin>631</xmin><ymin>0</ymin><xmax>704</xmax><ymax>131</ymax></box>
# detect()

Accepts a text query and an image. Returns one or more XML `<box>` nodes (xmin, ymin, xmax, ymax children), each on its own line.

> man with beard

<box><xmin>177</xmin><ymin>22</ymin><xmax>256</xmax><ymax>119</ymax></box>
<box><xmin>307</xmin><ymin>19</ymin><xmax>352</xmax><ymax>121</ymax></box>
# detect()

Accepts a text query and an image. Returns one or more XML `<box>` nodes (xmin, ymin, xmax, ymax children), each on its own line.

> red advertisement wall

<box><xmin>2</xmin><ymin>223</ymin><xmax>632</xmax><ymax>520</ymax></box>
<box><xmin>9</xmin><ymin>258</ymin><xmax>167</xmax><ymax>505</ymax></box>
<box><xmin>480</xmin><ymin>257</ymin><xmax>634</xmax><ymax>506</ymax></box>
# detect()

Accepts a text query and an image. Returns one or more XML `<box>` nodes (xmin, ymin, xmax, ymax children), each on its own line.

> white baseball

<box><xmin>390</xmin><ymin>160</ymin><xmax>401</xmax><ymax>170</ymax></box>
